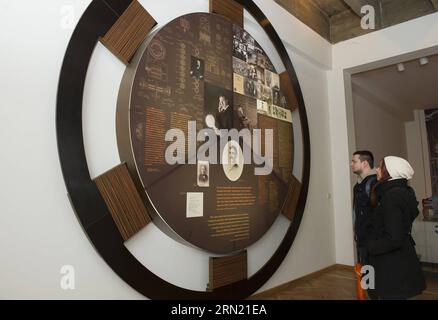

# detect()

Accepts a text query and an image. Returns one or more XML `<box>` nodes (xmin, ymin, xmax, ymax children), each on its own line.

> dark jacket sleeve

<box><xmin>367</xmin><ymin>193</ymin><xmax>406</xmax><ymax>256</ymax></box>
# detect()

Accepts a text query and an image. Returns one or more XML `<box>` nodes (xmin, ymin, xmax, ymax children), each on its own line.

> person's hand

<box><xmin>219</xmin><ymin>100</ymin><xmax>226</xmax><ymax>112</ymax></box>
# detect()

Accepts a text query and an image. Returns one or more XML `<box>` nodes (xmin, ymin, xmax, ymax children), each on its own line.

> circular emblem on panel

<box><xmin>222</xmin><ymin>140</ymin><xmax>244</xmax><ymax>182</ymax></box>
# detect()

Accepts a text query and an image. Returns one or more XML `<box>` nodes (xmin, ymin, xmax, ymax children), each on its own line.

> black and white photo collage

<box><xmin>232</xmin><ymin>25</ymin><xmax>292</xmax><ymax>123</ymax></box>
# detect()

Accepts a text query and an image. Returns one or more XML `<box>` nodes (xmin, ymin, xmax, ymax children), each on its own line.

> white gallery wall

<box><xmin>0</xmin><ymin>0</ymin><xmax>335</xmax><ymax>299</ymax></box>
<box><xmin>352</xmin><ymin>93</ymin><xmax>408</xmax><ymax>162</ymax></box>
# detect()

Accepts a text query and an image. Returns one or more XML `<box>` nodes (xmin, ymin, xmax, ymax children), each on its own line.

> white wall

<box><xmin>328</xmin><ymin>12</ymin><xmax>438</xmax><ymax>265</ymax></box>
<box><xmin>0</xmin><ymin>0</ymin><xmax>335</xmax><ymax>298</ymax></box>
<box><xmin>353</xmin><ymin>93</ymin><xmax>408</xmax><ymax>162</ymax></box>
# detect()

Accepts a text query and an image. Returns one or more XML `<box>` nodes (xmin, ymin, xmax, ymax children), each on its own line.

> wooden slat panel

<box><xmin>282</xmin><ymin>175</ymin><xmax>302</xmax><ymax>221</ymax></box>
<box><xmin>94</xmin><ymin>163</ymin><xmax>151</xmax><ymax>241</ymax></box>
<box><xmin>208</xmin><ymin>251</ymin><xmax>247</xmax><ymax>290</ymax></box>
<box><xmin>100</xmin><ymin>0</ymin><xmax>156</xmax><ymax>64</ymax></box>
<box><xmin>279</xmin><ymin>71</ymin><xmax>299</xmax><ymax>112</ymax></box>
<box><xmin>209</xmin><ymin>0</ymin><xmax>244</xmax><ymax>27</ymax></box>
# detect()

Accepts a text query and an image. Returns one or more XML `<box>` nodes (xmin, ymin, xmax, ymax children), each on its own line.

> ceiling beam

<box><xmin>277</xmin><ymin>0</ymin><xmax>437</xmax><ymax>43</ymax></box>
<box><xmin>343</xmin><ymin>0</ymin><xmax>385</xmax><ymax>29</ymax></box>
<box><xmin>343</xmin><ymin>0</ymin><xmax>379</xmax><ymax>17</ymax></box>
<box><xmin>330</xmin><ymin>9</ymin><xmax>369</xmax><ymax>44</ymax></box>
<box><xmin>275</xmin><ymin>0</ymin><xmax>330</xmax><ymax>42</ymax></box>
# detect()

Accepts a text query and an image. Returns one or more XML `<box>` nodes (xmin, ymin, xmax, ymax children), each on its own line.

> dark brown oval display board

<box><xmin>118</xmin><ymin>13</ymin><xmax>294</xmax><ymax>254</ymax></box>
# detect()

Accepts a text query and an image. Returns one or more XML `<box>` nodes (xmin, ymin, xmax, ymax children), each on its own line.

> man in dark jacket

<box><xmin>351</xmin><ymin>151</ymin><xmax>377</xmax><ymax>265</ymax></box>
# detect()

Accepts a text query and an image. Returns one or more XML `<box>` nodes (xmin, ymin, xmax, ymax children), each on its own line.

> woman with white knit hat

<box><xmin>365</xmin><ymin>156</ymin><xmax>426</xmax><ymax>299</ymax></box>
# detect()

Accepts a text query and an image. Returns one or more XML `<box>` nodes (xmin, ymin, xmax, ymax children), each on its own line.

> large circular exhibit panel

<box><xmin>56</xmin><ymin>0</ymin><xmax>310</xmax><ymax>299</ymax></box>
<box><xmin>118</xmin><ymin>13</ymin><xmax>294</xmax><ymax>254</ymax></box>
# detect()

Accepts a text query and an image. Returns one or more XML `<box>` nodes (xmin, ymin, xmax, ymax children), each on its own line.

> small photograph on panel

<box><xmin>279</xmin><ymin>93</ymin><xmax>289</xmax><ymax>109</ymax></box>
<box><xmin>265</xmin><ymin>69</ymin><xmax>280</xmax><ymax>91</ymax></box>
<box><xmin>256</xmin><ymin>66</ymin><xmax>265</xmax><ymax>84</ymax></box>
<box><xmin>233</xmin><ymin>73</ymin><xmax>245</xmax><ymax>95</ymax></box>
<box><xmin>222</xmin><ymin>140</ymin><xmax>244</xmax><ymax>182</ymax></box>
<box><xmin>257</xmin><ymin>99</ymin><xmax>269</xmax><ymax>115</ymax></box>
<box><xmin>248</xmin><ymin>64</ymin><xmax>258</xmax><ymax>81</ymax></box>
<box><xmin>272</xmin><ymin>88</ymin><xmax>281</xmax><ymax>107</ymax></box>
<box><xmin>204</xmin><ymin>83</ymin><xmax>234</xmax><ymax>130</ymax></box>
<box><xmin>234</xmin><ymin>93</ymin><xmax>257</xmax><ymax>131</ymax></box>
<box><xmin>197</xmin><ymin>161</ymin><xmax>210</xmax><ymax>187</ymax></box>
<box><xmin>233</xmin><ymin>26</ymin><xmax>255</xmax><ymax>62</ymax></box>
<box><xmin>233</xmin><ymin>57</ymin><xmax>249</xmax><ymax>78</ymax></box>
<box><xmin>244</xmin><ymin>78</ymin><xmax>257</xmax><ymax>98</ymax></box>
<box><xmin>261</xmin><ymin>85</ymin><xmax>273</xmax><ymax>105</ymax></box>
<box><xmin>190</xmin><ymin>56</ymin><xmax>205</xmax><ymax>80</ymax></box>
<box><xmin>247</xmin><ymin>51</ymin><xmax>258</xmax><ymax>65</ymax></box>
<box><xmin>247</xmin><ymin>65</ymin><xmax>265</xmax><ymax>84</ymax></box>
<box><xmin>255</xmin><ymin>82</ymin><xmax>264</xmax><ymax>101</ymax></box>
<box><xmin>254</xmin><ymin>47</ymin><xmax>267</xmax><ymax>70</ymax></box>
<box><xmin>233</xmin><ymin>42</ymin><xmax>248</xmax><ymax>61</ymax></box>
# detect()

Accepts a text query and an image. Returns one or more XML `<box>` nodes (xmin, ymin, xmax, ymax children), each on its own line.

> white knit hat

<box><xmin>384</xmin><ymin>156</ymin><xmax>414</xmax><ymax>180</ymax></box>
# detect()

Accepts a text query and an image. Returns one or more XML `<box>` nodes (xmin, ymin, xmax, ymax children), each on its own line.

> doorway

<box><xmin>345</xmin><ymin>49</ymin><xmax>438</xmax><ymax>278</ymax></box>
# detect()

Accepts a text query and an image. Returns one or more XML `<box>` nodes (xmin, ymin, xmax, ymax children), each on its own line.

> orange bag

<box><xmin>354</xmin><ymin>263</ymin><xmax>366</xmax><ymax>300</ymax></box>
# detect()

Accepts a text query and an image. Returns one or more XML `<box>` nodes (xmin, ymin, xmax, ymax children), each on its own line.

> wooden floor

<box><xmin>250</xmin><ymin>265</ymin><xmax>438</xmax><ymax>300</ymax></box>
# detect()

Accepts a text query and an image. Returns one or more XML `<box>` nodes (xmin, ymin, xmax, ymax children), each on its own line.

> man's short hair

<box><xmin>353</xmin><ymin>150</ymin><xmax>374</xmax><ymax>168</ymax></box>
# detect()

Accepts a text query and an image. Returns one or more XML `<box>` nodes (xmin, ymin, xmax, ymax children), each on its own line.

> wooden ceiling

<box><xmin>312</xmin><ymin>0</ymin><xmax>351</xmax><ymax>17</ymax></box>
<box><xmin>275</xmin><ymin>0</ymin><xmax>438</xmax><ymax>43</ymax></box>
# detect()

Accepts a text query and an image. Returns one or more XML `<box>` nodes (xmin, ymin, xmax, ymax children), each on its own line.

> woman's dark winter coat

<box><xmin>366</xmin><ymin>179</ymin><xmax>426</xmax><ymax>299</ymax></box>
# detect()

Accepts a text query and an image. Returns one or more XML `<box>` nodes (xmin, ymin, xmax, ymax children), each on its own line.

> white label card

<box><xmin>186</xmin><ymin>192</ymin><xmax>204</xmax><ymax>218</ymax></box>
